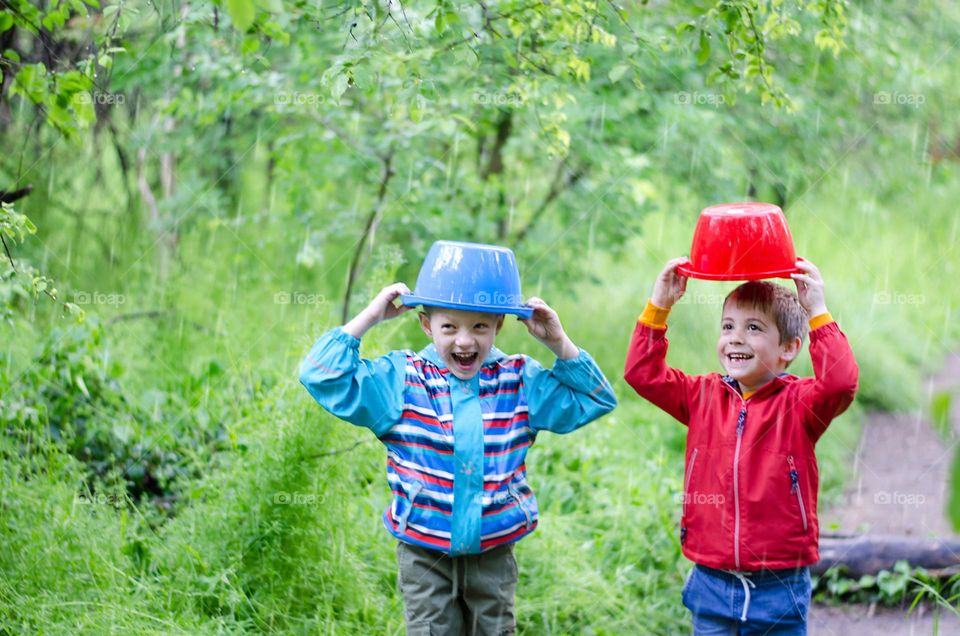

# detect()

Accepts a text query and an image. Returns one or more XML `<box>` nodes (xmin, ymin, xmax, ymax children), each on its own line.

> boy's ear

<box><xmin>779</xmin><ymin>336</ymin><xmax>803</xmax><ymax>363</ymax></box>
<box><xmin>418</xmin><ymin>312</ymin><xmax>433</xmax><ymax>337</ymax></box>
<box><xmin>494</xmin><ymin>314</ymin><xmax>505</xmax><ymax>334</ymax></box>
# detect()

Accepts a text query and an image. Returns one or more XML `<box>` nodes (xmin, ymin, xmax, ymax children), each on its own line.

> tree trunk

<box><xmin>813</xmin><ymin>534</ymin><xmax>960</xmax><ymax>577</ymax></box>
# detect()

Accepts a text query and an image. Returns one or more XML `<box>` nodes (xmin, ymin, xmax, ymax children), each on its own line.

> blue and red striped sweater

<box><xmin>299</xmin><ymin>327</ymin><xmax>617</xmax><ymax>556</ymax></box>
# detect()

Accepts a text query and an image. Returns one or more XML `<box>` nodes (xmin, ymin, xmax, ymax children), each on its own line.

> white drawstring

<box><xmin>724</xmin><ymin>570</ymin><xmax>757</xmax><ymax>622</ymax></box>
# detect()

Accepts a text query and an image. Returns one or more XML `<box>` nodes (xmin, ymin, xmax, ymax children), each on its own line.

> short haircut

<box><xmin>723</xmin><ymin>281</ymin><xmax>807</xmax><ymax>345</ymax></box>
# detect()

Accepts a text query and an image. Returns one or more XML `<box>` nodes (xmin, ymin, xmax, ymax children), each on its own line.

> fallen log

<box><xmin>813</xmin><ymin>534</ymin><xmax>960</xmax><ymax>577</ymax></box>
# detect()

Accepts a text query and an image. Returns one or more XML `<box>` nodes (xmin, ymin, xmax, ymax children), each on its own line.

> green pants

<box><xmin>396</xmin><ymin>541</ymin><xmax>517</xmax><ymax>636</ymax></box>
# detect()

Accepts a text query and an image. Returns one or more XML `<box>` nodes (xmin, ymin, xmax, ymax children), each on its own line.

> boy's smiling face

<box><xmin>419</xmin><ymin>308</ymin><xmax>505</xmax><ymax>380</ymax></box>
<box><xmin>716</xmin><ymin>300</ymin><xmax>801</xmax><ymax>395</ymax></box>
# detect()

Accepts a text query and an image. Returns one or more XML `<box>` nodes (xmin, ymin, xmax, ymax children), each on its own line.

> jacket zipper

<box><xmin>787</xmin><ymin>455</ymin><xmax>809</xmax><ymax>531</ymax></box>
<box><xmin>682</xmin><ymin>448</ymin><xmax>700</xmax><ymax>520</ymax></box>
<box><xmin>398</xmin><ymin>482</ymin><xmax>423</xmax><ymax>534</ymax></box>
<box><xmin>508</xmin><ymin>481</ymin><xmax>532</xmax><ymax>528</ymax></box>
<box><xmin>733</xmin><ymin>406</ymin><xmax>746</xmax><ymax>570</ymax></box>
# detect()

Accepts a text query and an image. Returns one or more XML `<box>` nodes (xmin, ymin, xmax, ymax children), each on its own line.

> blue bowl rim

<box><xmin>400</xmin><ymin>294</ymin><xmax>534</xmax><ymax>319</ymax></box>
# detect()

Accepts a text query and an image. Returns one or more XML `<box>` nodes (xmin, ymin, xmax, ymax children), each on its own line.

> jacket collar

<box><xmin>417</xmin><ymin>343</ymin><xmax>507</xmax><ymax>372</ymax></box>
<box><xmin>721</xmin><ymin>372</ymin><xmax>796</xmax><ymax>400</ymax></box>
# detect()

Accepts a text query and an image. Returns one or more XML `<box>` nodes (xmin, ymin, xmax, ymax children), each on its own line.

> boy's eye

<box><xmin>721</xmin><ymin>323</ymin><xmax>733</xmax><ymax>330</ymax></box>
<box><xmin>747</xmin><ymin>324</ymin><xmax>761</xmax><ymax>331</ymax></box>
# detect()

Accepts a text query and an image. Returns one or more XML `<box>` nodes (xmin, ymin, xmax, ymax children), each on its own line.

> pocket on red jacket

<box><xmin>742</xmin><ymin>449</ymin><xmax>817</xmax><ymax>566</ymax></box>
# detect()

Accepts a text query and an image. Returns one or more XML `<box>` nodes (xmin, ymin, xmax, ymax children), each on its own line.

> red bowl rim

<box><xmin>676</xmin><ymin>263</ymin><xmax>803</xmax><ymax>281</ymax></box>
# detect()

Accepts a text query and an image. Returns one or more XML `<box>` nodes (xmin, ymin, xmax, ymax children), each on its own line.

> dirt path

<box><xmin>810</xmin><ymin>352</ymin><xmax>960</xmax><ymax>635</ymax></box>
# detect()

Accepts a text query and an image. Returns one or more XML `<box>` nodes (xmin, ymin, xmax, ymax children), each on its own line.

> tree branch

<box><xmin>1</xmin><ymin>234</ymin><xmax>15</xmax><ymax>272</ymax></box>
<box><xmin>0</xmin><ymin>184</ymin><xmax>33</xmax><ymax>204</ymax></box>
<box><xmin>513</xmin><ymin>159</ymin><xmax>585</xmax><ymax>244</ymax></box>
<box><xmin>342</xmin><ymin>149</ymin><xmax>396</xmax><ymax>323</ymax></box>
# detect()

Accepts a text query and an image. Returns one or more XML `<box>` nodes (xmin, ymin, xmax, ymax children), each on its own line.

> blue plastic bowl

<box><xmin>401</xmin><ymin>241</ymin><xmax>534</xmax><ymax>318</ymax></box>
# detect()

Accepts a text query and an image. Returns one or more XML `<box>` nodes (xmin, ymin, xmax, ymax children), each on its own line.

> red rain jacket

<box><xmin>625</xmin><ymin>321</ymin><xmax>858</xmax><ymax>571</ymax></box>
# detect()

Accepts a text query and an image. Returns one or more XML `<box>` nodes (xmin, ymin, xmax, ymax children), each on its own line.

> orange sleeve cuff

<box><xmin>638</xmin><ymin>299</ymin><xmax>671</xmax><ymax>329</ymax></box>
<box><xmin>808</xmin><ymin>312</ymin><xmax>834</xmax><ymax>331</ymax></box>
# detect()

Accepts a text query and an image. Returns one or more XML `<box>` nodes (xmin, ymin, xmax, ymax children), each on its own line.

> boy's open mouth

<box><xmin>726</xmin><ymin>352</ymin><xmax>754</xmax><ymax>364</ymax></box>
<box><xmin>451</xmin><ymin>351</ymin><xmax>479</xmax><ymax>369</ymax></box>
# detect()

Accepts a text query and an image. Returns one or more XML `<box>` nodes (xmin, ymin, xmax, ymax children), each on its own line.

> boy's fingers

<box><xmin>525</xmin><ymin>297</ymin><xmax>551</xmax><ymax>311</ymax></box>
<box><xmin>662</xmin><ymin>257</ymin><xmax>687</xmax><ymax>277</ymax></box>
<box><xmin>382</xmin><ymin>283</ymin><xmax>408</xmax><ymax>300</ymax></box>
<box><xmin>795</xmin><ymin>260</ymin><xmax>821</xmax><ymax>277</ymax></box>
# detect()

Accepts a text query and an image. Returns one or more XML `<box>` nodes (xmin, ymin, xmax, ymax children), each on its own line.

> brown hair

<box><xmin>723</xmin><ymin>281</ymin><xmax>807</xmax><ymax>345</ymax></box>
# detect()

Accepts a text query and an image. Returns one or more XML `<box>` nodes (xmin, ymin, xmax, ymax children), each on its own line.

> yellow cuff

<box><xmin>808</xmin><ymin>312</ymin><xmax>834</xmax><ymax>330</ymax></box>
<box><xmin>639</xmin><ymin>299</ymin><xmax>671</xmax><ymax>328</ymax></box>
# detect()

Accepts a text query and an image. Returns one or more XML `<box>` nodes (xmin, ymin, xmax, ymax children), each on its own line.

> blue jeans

<box><xmin>681</xmin><ymin>564</ymin><xmax>811</xmax><ymax>635</ymax></box>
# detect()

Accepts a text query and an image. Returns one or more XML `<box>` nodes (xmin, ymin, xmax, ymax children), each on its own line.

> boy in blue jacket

<box><xmin>299</xmin><ymin>281</ymin><xmax>616</xmax><ymax>635</ymax></box>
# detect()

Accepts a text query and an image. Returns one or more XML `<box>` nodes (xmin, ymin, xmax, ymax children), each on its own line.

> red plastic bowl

<box><xmin>677</xmin><ymin>202</ymin><xmax>802</xmax><ymax>281</ymax></box>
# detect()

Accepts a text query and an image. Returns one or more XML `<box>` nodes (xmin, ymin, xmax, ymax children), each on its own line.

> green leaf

<box><xmin>241</xmin><ymin>36</ymin><xmax>260</xmax><ymax>56</ymax></box>
<box><xmin>608</xmin><ymin>63</ymin><xmax>630</xmax><ymax>83</ymax></box>
<box><xmin>260</xmin><ymin>20</ymin><xmax>289</xmax><ymax>45</ymax></box>
<box><xmin>11</xmin><ymin>63</ymin><xmax>49</xmax><ymax>104</ymax></box>
<box><xmin>75</xmin><ymin>374</ymin><xmax>91</xmax><ymax>398</ymax></box>
<box><xmin>42</xmin><ymin>9</ymin><xmax>68</xmax><ymax>32</ymax></box>
<box><xmin>696</xmin><ymin>30</ymin><xmax>711</xmax><ymax>65</ymax></box>
<box><xmin>0</xmin><ymin>13</ymin><xmax>13</xmax><ymax>33</ymax></box>
<box><xmin>949</xmin><ymin>445</ymin><xmax>960</xmax><ymax>532</ymax></box>
<box><xmin>2</xmin><ymin>49</ymin><xmax>19</xmax><ymax>62</ymax></box>
<box><xmin>57</xmin><ymin>70</ymin><xmax>90</xmax><ymax>93</ymax></box>
<box><xmin>331</xmin><ymin>73</ymin><xmax>349</xmax><ymax>100</ymax></box>
<box><xmin>225</xmin><ymin>0</ymin><xmax>255</xmax><ymax>33</ymax></box>
<box><xmin>254</xmin><ymin>0</ymin><xmax>282</xmax><ymax>13</ymax></box>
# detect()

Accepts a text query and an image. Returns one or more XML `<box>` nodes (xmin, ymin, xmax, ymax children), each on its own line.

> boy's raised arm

<box><xmin>298</xmin><ymin>284</ymin><xmax>413</xmax><ymax>437</ymax></box>
<box><xmin>518</xmin><ymin>299</ymin><xmax>617</xmax><ymax>434</ymax></box>
<box><xmin>623</xmin><ymin>258</ymin><xmax>702</xmax><ymax>425</ymax></box>
<box><xmin>791</xmin><ymin>260</ymin><xmax>859</xmax><ymax>438</ymax></box>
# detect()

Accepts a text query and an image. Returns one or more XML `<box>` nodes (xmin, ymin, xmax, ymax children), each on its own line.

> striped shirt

<box><xmin>299</xmin><ymin>327</ymin><xmax>617</xmax><ymax>556</ymax></box>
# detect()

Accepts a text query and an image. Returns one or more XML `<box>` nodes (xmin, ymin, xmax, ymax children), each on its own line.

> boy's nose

<box><xmin>455</xmin><ymin>332</ymin><xmax>474</xmax><ymax>347</ymax></box>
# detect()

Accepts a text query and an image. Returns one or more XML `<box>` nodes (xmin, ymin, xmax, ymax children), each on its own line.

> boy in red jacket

<box><xmin>624</xmin><ymin>257</ymin><xmax>858</xmax><ymax>635</ymax></box>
